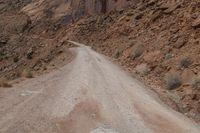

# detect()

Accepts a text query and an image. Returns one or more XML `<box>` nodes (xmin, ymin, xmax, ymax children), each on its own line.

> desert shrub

<box><xmin>22</xmin><ymin>69</ymin><xmax>33</xmax><ymax>78</ymax></box>
<box><xmin>0</xmin><ymin>78</ymin><xmax>12</xmax><ymax>87</ymax></box>
<box><xmin>61</xmin><ymin>15</ymin><xmax>72</xmax><ymax>25</ymax></box>
<box><xmin>13</xmin><ymin>56</ymin><xmax>19</xmax><ymax>62</ymax></box>
<box><xmin>26</xmin><ymin>48</ymin><xmax>34</xmax><ymax>59</ymax></box>
<box><xmin>131</xmin><ymin>44</ymin><xmax>144</xmax><ymax>59</ymax></box>
<box><xmin>113</xmin><ymin>48</ymin><xmax>123</xmax><ymax>59</ymax></box>
<box><xmin>44</xmin><ymin>9</ymin><xmax>54</xmax><ymax>18</ymax></box>
<box><xmin>179</xmin><ymin>57</ymin><xmax>192</xmax><ymax>68</ymax></box>
<box><xmin>191</xmin><ymin>76</ymin><xmax>200</xmax><ymax>90</ymax></box>
<box><xmin>135</xmin><ymin>63</ymin><xmax>149</xmax><ymax>76</ymax></box>
<box><xmin>165</xmin><ymin>72</ymin><xmax>182</xmax><ymax>90</ymax></box>
<box><xmin>165</xmin><ymin>53</ymin><xmax>173</xmax><ymax>60</ymax></box>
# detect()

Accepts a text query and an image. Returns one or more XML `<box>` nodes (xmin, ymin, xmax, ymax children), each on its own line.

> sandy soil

<box><xmin>0</xmin><ymin>42</ymin><xmax>199</xmax><ymax>133</ymax></box>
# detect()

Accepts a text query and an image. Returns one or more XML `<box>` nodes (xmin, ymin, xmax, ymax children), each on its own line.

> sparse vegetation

<box><xmin>44</xmin><ymin>9</ymin><xmax>54</xmax><ymax>18</ymax></box>
<box><xmin>0</xmin><ymin>78</ymin><xmax>12</xmax><ymax>87</ymax></box>
<box><xmin>165</xmin><ymin>72</ymin><xmax>182</xmax><ymax>90</ymax></box>
<box><xmin>191</xmin><ymin>76</ymin><xmax>200</xmax><ymax>90</ymax></box>
<box><xmin>22</xmin><ymin>69</ymin><xmax>33</xmax><ymax>78</ymax></box>
<box><xmin>113</xmin><ymin>49</ymin><xmax>123</xmax><ymax>59</ymax></box>
<box><xmin>135</xmin><ymin>63</ymin><xmax>149</xmax><ymax>76</ymax></box>
<box><xmin>179</xmin><ymin>57</ymin><xmax>192</xmax><ymax>68</ymax></box>
<box><xmin>26</xmin><ymin>48</ymin><xmax>34</xmax><ymax>60</ymax></box>
<box><xmin>165</xmin><ymin>53</ymin><xmax>173</xmax><ymax>60</ymax></box>
<box><xmin>131</xmin><ymin>44</ymin><xmax>144</xmax><ymax>59</ymax></box>
<box><xmin>13</xmin><ymin>56</ymin><xmax>19</xmax><ymax>62</ymax></box>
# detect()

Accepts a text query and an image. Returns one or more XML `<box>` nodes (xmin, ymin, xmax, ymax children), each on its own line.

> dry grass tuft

<box><xmin>0</xmin><ymin>78</ymin><xmax>12</xmax><ymax>88</ymax></box>
<box><xmin>131</xmin><ymin>44</ymin><xmax>144</xmax><ymax>59</ymax></box>
<box><xmin>22</xmin><ymin>69</ymin><xmax>33</xmax><ymax>78</ymax></box>
<box><xmin>165</xmin><ymin>72</ymin><xmax>182</xmax><ymax>90</ymax></box>
<box><xmin>179</xmin><ymin>57</ymin><xmax>192</xmax><ymax>68</ymax></box>
<box><xmin>191</xmin><ymin>76</ymin><xmax>200</xmax><ymax>90</ymax></box>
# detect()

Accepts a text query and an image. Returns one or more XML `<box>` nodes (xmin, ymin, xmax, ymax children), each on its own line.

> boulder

<box><xmin>151</xmin><ymin>10</ymin><xmax>162</xmax><ymax>22</ymax></box>
<box><xmin>192</xmin><ymin>17</ymin><xmax>200</xmax><ymax>28</ymax></box>
<box><xmin>147</xmin><ymin>0</ymin><xmax>157</xmax><ymax>6</ymax></box>
<box><xmin>143</xmin><ymin>51</ymin><xmax>162</xmax><ymax>63</ymax></box>
<box><xmin>160</xmin><ymin>3</ymin><xmax>181</xmax><ymax>14</ymax></box>
<box><xmin>26</xmin><ymin>48</ymin><xmax>34</xmax><ymax>59</ymax></box>
<box><xmin>134</xmin><ymin>12</ymin><xmax>143</xmax><ymax>20</ymax></box>
<box><xmin>163</xmin><ymin>4</ymin><xmax>181</xmax><ymax>14</ymax></box>
<box><xmin>172</xmin><ymin>36</ymin><xmax>188</xmax><ymax>48</ymax></box>
<box><xmin>181</xmin><ymin>69</ymin><xmax>195</xmax><ymax>85</ymax></box>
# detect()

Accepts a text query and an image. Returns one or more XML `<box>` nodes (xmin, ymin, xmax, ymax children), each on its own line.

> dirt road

<box><xmin>0</xmin><ymin>42</ymin><xmax>199</xmax><ymax>133</ymax></box>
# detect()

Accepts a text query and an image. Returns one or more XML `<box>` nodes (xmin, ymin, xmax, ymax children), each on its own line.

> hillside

<box><xmin>0</xmin><ymin>0</ymin><xmax>200</xmax><ymax>124</ymax></box>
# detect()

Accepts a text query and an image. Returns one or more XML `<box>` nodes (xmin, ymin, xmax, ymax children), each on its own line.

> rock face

<box><xmin>78</xmin><ymin>0</ymin><xmax>130</xmax><ymax>14</ymax></box>
<box><xmin>22</xmin><ymin>0</ymin><xmax>131</xmax><ymax>21</ymax></box>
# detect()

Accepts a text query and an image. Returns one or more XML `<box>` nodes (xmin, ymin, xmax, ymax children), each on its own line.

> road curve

<box><xmin>0</xmin><ymin>42</ymin><xmax>199</xmax><ymax>133</ymax></box>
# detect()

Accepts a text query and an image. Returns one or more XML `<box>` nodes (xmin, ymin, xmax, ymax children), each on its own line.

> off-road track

<box><xmin>0</xmin><ymin>41</ymin><xmax>199</xmax><ymax>133</ymax></box>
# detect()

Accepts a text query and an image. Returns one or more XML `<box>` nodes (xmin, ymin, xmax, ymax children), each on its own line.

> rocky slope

<box><xmin>0</xmin><ymin>0</ymin><xmax>76</xmax><ymax>79</ymax></box>
<box><xmin>0</xmin><ymin>0</ymin><xmax>132</xmax><ymax>80</ymax></box>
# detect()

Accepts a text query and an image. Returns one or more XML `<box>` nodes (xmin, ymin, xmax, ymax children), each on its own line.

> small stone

<box><xmin>143</xmin><ymin>51</ymin><xmax>162</xmax><ymax>63</ymax></box>
<box><xmin>147</xmin><ymin>0</ymin><xmax>157</xmax><ymax>6</ymax></box>
<box><xmin>126</xmin><ymin>12</ymin><xmax>134</xmax><ymax>16</ymax></box>
<box><xmin>163</xmin><ymin>4</ymin><xmax>180</xmax><ymax>14</ymax></box>
<box><xmin>27</xmin><ymin>48</ymin><xmax>34</xmax><ymax>59</ymax></box>
<box><xmin>173</xmin><ymin>37</ymin><xmax>187</xmax><ymax>48</ymax></box>
<box><xmin>191</xmin><ymin>13</ymin><xmax>198</xmax><ymax>19</ymax></box>
<box><xmin>151</xmin><ymin>10</ymin><xmax>162</xmax><ymax>22</ymax></box>
<box><xmin>192</xmin><ymin>18</ymin><xmax>200</xmax><ymax>28</ymax></box>
<box><xmin>134</xmin><ymin>13</ymin><xmax>143</xmax><ymax>20</ymax></box>
<box><xmin>0</xmin><ymin>39</ymin><xmax>7</xmax><ymax>44</ymax></box>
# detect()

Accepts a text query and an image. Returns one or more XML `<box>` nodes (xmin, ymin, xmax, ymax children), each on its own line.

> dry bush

<box><xmin>131</xmin><ymin>44</ymin><xmax>144</xmax><ymax>59</ymax></box>
<box><xmin>135</xmin><ymin>63</ymin><xmax>149</xmax><ymax>76</ymax></box>
<box><xmin>191</xmin><ymin>76</ymin><xmax>200</xmax><ymax>90</ymax></box>
<box><xmin>165</xmin><ymin>72</ymin><xmax>182</xmax><ymax>90</ymax></box>
<box><xmin>113</xmin><ymin>48</ymin><xmax>123</xmax><ymax>59</ymax></box>
<box><xmin>0</xmin><ymin>78</ymin><xmax>12</xmax><ymax>87</ymax></box>
<box><xmin>179</xmin><ymin>57</ymin><xmax>192</xmax><ymax>68</ymax></box>
<box><xmin>165</xmin><ymin>53</ymin><xmax>173</xmax><ymax>60</ymax></box>
<box><xmin>22</xmin><ymin>69</ymin><xmax>33</xmax><ymax>78</ymax></box>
